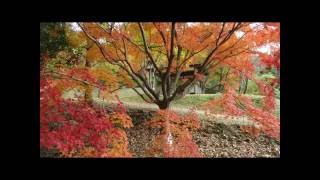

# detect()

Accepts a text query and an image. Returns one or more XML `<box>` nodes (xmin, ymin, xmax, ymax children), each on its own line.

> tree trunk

<box><xmin>218</xmin><ymin>68</ymin><xmax>224</xmax><ymax>92</ymax></box>
<box><xmin>84</xmin><ymin>85</ymin><xmax>94</xmax><ymax>105</ymax></box>
<box><xmin>158</xmin><ymin>100</ymin><xmax>171</xmax><ymax>109</ymax></box>
<box><xmin>239</xmin><ymin>73</ymin><xmax>243</xmax><ymax>93</ymax></box>
<box><xmin>238</xmin><ymin>72</ymin><xmax>248</xmax><ymax>94</ymax></box>
<box><xmin>84</xmin><ymin>53</ymin><xmax>94</xmax><ymax>105</ymax></box>
<box><xmin>170</xmin><ymin>70</ymin><xmax>182</xmax><ymax>96</ymax></box>
<box><xmin>243</xmin><ymin>78</ymin><xmax>248</xmax><ymax>94</ymax></box>
<box><xmin>97</xmin><ymin>88</ymin><xmax>101</xmax><ymax>98</ymax></box>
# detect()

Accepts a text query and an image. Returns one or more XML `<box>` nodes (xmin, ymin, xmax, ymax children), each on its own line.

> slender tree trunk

<box><xmin>238</xmin><ymin>72</ymin><xmax>248</xmax><ymax>94</ymax></box>
<box><xmin>239</xmin><ymin>72</ymin><xmax>243</xmax><ymax>93</ymax></box>
<box><xmin>84</xmin><ymin>55</ymin><xmax>94</xmax><ymax>105</ymax></box>
<box><xmin>167</xmin><ymin>76</ymin><xmax>171</xmax><ymax>96</ymax></box>
<box><xmin>84</xmin><ymin>85</ymin><xmax>94</xmax><ymax>105</ymax></box>
<box><xmin>243</xmin><ymin>78</ymin><xmax>248</xmax><ymax>94</ymax></box>
<box><xmin>97</xmin><ymin>88</ymin><xmax>101</xmax><ymax>98</ymax></box>
<box><xmin>170</xmin><ymin>71</ymin><xmax>182</xmax><ymax>96</ymax></box>
<box><xmin>218</xmin><ymin>68</ymin><xmax>224</xmax><ymax>92</ymax></box>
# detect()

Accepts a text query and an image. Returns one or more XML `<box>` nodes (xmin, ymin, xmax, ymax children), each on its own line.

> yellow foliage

<box><xmin>66</xmin><ymin>29</ymin><xmax>87</xmax><ymax>48</ymax></box>
<box><xmin>77</xmin><ymin>147</ymin><xmax>99</xmax><ymax>157</ymax></box>
<box><xmin>86</xmin><ymin>44</ymin><xmax>104</xmax><ymax>61</ymax></box>
<box><xmin>89</xmin><ymin>67</ymin><xmax>119</xmax><ymax>91</ymax></box>
<box><xmin>109</xmin><ymin>112</ymin><xmax>133</xmax><ymax>128</ymax></box>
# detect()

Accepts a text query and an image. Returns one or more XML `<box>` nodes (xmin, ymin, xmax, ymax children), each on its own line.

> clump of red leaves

<box><xmin>258</xmin><ymin>50</ymin><xmax>280</xmax><ymax>71</ymax></box>
<box><xmin>145</xmin><ymin>109</ymin><xmax>202</xmax><ymax>157</ymax></box>
<box><xmin>40</xmin><ymin>73</ymin><xmax>133</xmax><ymax>157</ymax></box>
<box><xmin>203</xmin><ymin>84</ymin><xmax>279</xmax><ymax>140</ymax></box>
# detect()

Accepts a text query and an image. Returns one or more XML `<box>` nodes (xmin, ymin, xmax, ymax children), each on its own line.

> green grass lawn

<box><xmin>111</xmin><ymin>88</ymin><xmax>279</xmax><ymax>117</ymax></box>
<box><xmin>64</xmin><ymin>87</ymin><xmax>280</xmax><ymax>118</ymax></box>
<box><xmin>114</xmin><ymin>88</ymin><xmax>219</xmax><ymax>108</ymax></box>
<box><xmin>171</xmin><ymin>94</ymin><xmax>219</xmax><ymax>108</ymax></box>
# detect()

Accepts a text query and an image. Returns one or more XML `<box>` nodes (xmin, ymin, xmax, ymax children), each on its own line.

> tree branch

<box><xmin>78</xmin><ymin>23</ymin><xmax>115</xmax><ymax>64</ymax></box>
<box><xmin>153</xmin><ymin>22</ymin><xmax>169</xmax><ymax>59</ymax></box>
<box><xmin>118</xmin><ymin>63</ymin><xmax>156</xmax><ymax>102</ymax></box>
<box><xmin>169</xmin><ymin>76</ymin><xmax>196</xmax><ymax>101</ymax></box>
<box><xmin>216</xmin><ymin>27</ymin><xmax>252</xmax><ymax>55</ymax></box>
<box><xmin>133</xmin><ymin>87</ymin><xmax>153</xmax><ymax>103</ymax></box>
<box><xmin>45</xmin><ymin>70</ymin><xmax>101</xmax><ymax>88</ymax></box>
<box><xmin>177</xmin><ymin>44</ymin><xmax>209</xmax><ymax>69</ymax></box>
<box><xmin>162</xmin><ymin>22</ymin><xmax>176</xmax><ymax>99</ymax></box>
<box><xmin>169</xmin><ymin>22</ymin><xmax>176</xmax><ymax>60</ymax></box>
<box><xmin>78</xmin><ymin>23</ymin><xmax>160</xmax><ymax>104</ymax></box>
<box><xmin>216</xmin><ymin>22</ymin><xmax>225</xmax><ymax>45</ymax></box>
<box><xmin>138</xmin><ymin>23</ymin><xmax>161</xmax><ymax>74</ymax></box>
<box><xmin>199</xmin><ymin>22</ymin><xmax>242</xmax><ymax>72</ymax></box>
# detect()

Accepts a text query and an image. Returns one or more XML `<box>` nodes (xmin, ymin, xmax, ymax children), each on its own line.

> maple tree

<box><xmin>40</xmin><ymin>22</ymin><xmax>280</xmax><ymax>157</ymax></box>
<box><xmin>78</xmin><ymin>22</ymin><xmax>240</xmax><ymax>109</ymax></box>
<box><xmin>76</xmin><ymin>22</ymin><xmax>278</xmax><ymax>108</ymax></box>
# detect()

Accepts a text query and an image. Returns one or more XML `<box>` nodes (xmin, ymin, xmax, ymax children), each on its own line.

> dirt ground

<box><xmin>126</xmin><ymin>120</ymin><xmax>280</xmax><ymax>158</ymax></box>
